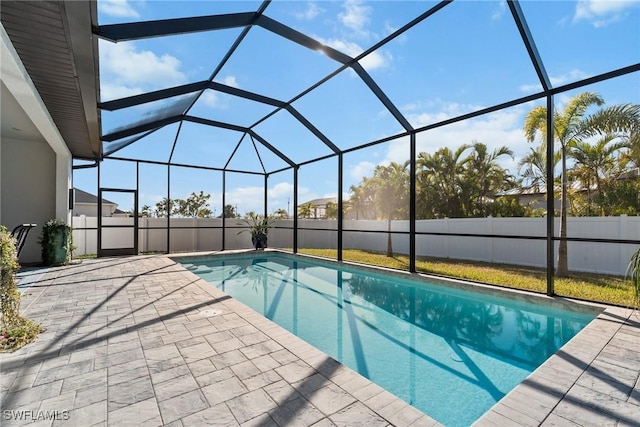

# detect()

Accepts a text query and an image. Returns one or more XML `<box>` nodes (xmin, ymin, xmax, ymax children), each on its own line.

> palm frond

<box><xmin>579</xmin><ymin>104</ymin><xmax>640</xmax><ymax>137</ymax></box>
<box><xmin>523</xmin><ymin>106</ymin><xmax>548</xmax><ymax>142</ymax></box>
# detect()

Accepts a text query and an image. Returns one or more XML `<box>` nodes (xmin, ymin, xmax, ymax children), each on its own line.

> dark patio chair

<box><xmin>11</xmin><ymin>224</ymin><xmax>37</xmax><ymax>258</ymax></box>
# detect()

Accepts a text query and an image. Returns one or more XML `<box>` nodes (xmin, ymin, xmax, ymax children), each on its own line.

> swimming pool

<box><xmin>179</xmin><ymin>252</ymin><xmax>598</xmax><ymax>426</ymax></box>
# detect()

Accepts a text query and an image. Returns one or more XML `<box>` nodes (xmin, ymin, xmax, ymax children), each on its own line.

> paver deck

<box><xmin>1</xmin><ymin>253</ymin><xmax>639</xmax><ymax>426</ymax></box>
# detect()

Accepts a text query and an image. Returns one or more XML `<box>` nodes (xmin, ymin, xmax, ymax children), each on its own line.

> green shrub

<box><xmin>1</xmin><ymin>225</ymin><xmax>43</xmax><ymax>352</ymax></box>
<box><xmin>39</xmin><ymin>219</ymin><xmax>73</xmax><ymax>265</ymax></box>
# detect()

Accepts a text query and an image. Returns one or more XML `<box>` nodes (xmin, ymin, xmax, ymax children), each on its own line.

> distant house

<box><xmin>495</xmin><ymin>185</ymin><xmax>557</xmax><ymax>211</ymax></box>
<box><xmin>72</xmin><ymin>188</ymin><xmax>120</xmax><ymax>217</ymax></box>
<box><xmin>298</xmin><ymin>197</ymin><xmax>337</xmax><ymax>219</ymax></box>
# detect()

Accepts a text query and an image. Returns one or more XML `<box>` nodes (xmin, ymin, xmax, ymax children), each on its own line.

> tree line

<box><xmin>138</xmin><ymin>193</ymin><xmax>290</xmax><ymax>219</ymax></box>
<box><xmin>345</xmin><ymin>92</ymin><xmax>639</xmax><ymax>271</ymax></box>
<box><xmin>347</xmin><ymin>93</ymin><xmax>639</xmax><ymax>224</ymax></box>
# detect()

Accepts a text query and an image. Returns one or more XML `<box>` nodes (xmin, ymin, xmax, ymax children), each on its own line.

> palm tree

<box><xmin>417</xmin><ymin>145</ymin><xmax>469</xmax><ymax>218</ymax></box>
<box><xmin>518</xmin><ymin>145</ymin><xmax>560</xmax><ymax>191</ymax></box>
<box><xmin>348</xmin><ymin>184</ymin><xmax>367</xmax><ymax>220</ymax></box>
<box><xmin>463</xmin><ymin>142</ymin><xmax>514</xmax><ymax>216</ymax></box>
<box><xmin>272</xmin><ymin>208</ymin><xmax>288</xmax><ymax>219</ymax></box>
<box><xmin>524</xmin><ymin>93</ymin><xmax>639</xmax><ymax>276</ymax></box>
<box><xmin>369</xmin><ymin>162</ymin><xmax>409</xmax><ymax>257</ymax></box>
<box><xmin>298</xmin><ymin>203</ymin><xmax>312</xmax><ymax>219</ymax></box>
<box><xmin>571</xmin><ymin>135</ymin><xmax>626</xmax><ymax>215</ymax></box>
<box><xmin>324</xmin><ymin>201</ymin><xmax>338</xmax><ymax>219</ymax></box>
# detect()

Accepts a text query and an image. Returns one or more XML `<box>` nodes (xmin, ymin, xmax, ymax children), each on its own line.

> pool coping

<box><xmin>171</xmin><ymin>249</ymin><xmax>639</xmax><ymax>426</ymax></box>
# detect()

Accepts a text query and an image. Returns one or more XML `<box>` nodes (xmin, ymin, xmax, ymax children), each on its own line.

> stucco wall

<box><xmin>1</xmin><ymin>136</ymin><xmax>56</xmax><ymax>263</ymax></box>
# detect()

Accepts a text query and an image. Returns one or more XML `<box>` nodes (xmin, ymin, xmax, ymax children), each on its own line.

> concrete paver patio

<box><xmin>1</xmin><ymin>254</ymin><xmax>639</xmax><ymax>426</ymax></box>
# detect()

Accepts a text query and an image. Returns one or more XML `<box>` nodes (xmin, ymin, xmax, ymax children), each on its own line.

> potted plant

<box><xmin>237</xmin><ymin>213</ymin><xmax>274</xmax><ymax>250</ymax></box>
<box><xmin>626</xmin><ymin>248</ymin><xmax>640</xmax><ymax>309</ymax></box>
<box><xmin>39</xmin><ymin>219</ymin><xmax>72</xmax><ymax>265</ymax></box>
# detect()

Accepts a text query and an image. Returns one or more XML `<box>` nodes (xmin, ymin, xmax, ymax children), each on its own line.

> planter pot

<box><xmin>251</xmin><ymin>233</ymin><xmax>267</xmax><ymax>250</ymax></box>
<box><xmin>44</xmin><ymin>227</ymin><xmax>69</xmax><ymax>265</ymax></box>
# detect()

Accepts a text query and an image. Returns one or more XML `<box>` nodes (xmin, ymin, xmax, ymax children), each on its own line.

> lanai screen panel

<box><xmin>520</xmin><ymin>0</ymin><xmax>640</xmax><ymax>84</ymax></box>
<box><xmin>170</xmin><ymin>122</ymin><xmax>245</xmax><ymax>169</ymax></box>
<box><xmin>188</xmin><ymin>89</ymin><xmax>279</xmax><ymax>128</ymax></box>
<box><xmin>104</xmin><ymin>124</ymin><xmax>180</xmax><ymax>161</ymax></box>
<box><xmin>368</xmin><ymin>0</ymin><xmax>543</xmax><ymax>129</ymax></box>
<box><xmin>213</xmin><ymin>25</ymin><xmax>342</xmax><ymax>101</ymax></box>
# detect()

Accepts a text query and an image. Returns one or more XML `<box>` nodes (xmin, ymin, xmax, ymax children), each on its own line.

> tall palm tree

<box><xmin>369</xmin><ymin>162</ymin><xmax>409</xmax><ymax>257</ymax></box>
<box><xmin>524</xmin><ymin>93</ymin><xmax>639</xmax><ymax>276</ymax></box>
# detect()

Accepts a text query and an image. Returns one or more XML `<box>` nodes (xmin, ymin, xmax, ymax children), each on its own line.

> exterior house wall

<box><xmin>1</xmin><ymin>136</ymin><xmax>56</xmax><ymax>263</ymax></box>
<box><xmin>1</xmin><ymin>25</ymin><xmax>72</xmax><ymax>263</ymax></box>
<box><xmin>74</xmin><ymin>202</ymin><xmax>117</xmax><ymax>217</ymax></box>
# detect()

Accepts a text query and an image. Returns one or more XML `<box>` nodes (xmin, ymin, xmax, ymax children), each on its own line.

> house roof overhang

<box><xmin>1</xmin><ymin>0</ymin><xmax>102</xmax><ymax>160</ymax></box>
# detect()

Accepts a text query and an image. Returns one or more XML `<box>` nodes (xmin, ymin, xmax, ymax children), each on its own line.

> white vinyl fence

<box><xmin>72</xmin><ymin>215</ymin><xmax>639</xmax><ymax>276</ymax></box>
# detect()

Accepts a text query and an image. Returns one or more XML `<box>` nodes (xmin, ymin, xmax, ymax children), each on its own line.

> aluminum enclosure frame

<box><xmin>82</xmin><ymin>0</ymin><xmax>640</xmax><ymax>297</ymax></box>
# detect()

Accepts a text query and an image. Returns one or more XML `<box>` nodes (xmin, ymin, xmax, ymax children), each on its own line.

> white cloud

<box><xmin>226</xmin><ymin>186</ymin><xmax>263</xmax><ymax>214</ymax></box>
<box><xmin>222</xmin><ymin>76</ymin><xmax>239</xmax><ymax>88</ymax></box>
<box><xmin>99</xmin><ymin>0</ymin><xmax>140</xmax><ymax>18</ymax></box>
<box><xmin>360</xmin><ymin>50</ymin><xmax>392</xmax><ymax>71</ymax></box>
<box><xmin>199</xmin><ymin>76</ymin><xmax>238</xmax><ymax>108</ymax></box>
<box><xmin>100</xmin><ymin>83</ymin><xmax>144</xmax><ymax>102</ymax></box>
<box><xmin>99</xmin><ymin>41</ymin><xmax>187</xmax><ymax>100</ymax></box>
<box><xmin>348</xmin><ymin>161</ymin><xmax>375</xmax><ymax>181</ymax></box>
<box><xmin>492</xmin><ymin>1</ymin><xmax>507</xmax><ymax>21</ymax></box>
<box><xmin>200</xmin><ymin>91</ymin><xmax>220</xmax><ymax>108</ymax></box>
<box><xmin>387</xmin><ymin>100</ymin><xmax>530</xmax><ymax>174</ymax></box>
<box><xmin>294</xmin><ymin>2</ymin><xmax>323</xmax><ymax>20</ymax></box>
<box><xmin>550</xmin><ymin>69</ymin><xmax>591</xmax><ymax>85</ymax></box>
<box><xmin>268</xmin><ymin>182</ymin><xmax>294</xmax><ymax>198</ymax></box>
<box><xmin>518</xmin><ymin>83</ymin><xmax>542</xmax><ymax>94</ymax></box>
<box><xmin>225</xmin><ymin>182</ymin><xmax>313</xmax><ymax>215</ymax></box>
<box><xmin>339</xmin><ymin>0</ymin><xmax>372</xmax><ymax>36</ymax></box>
<box><xmin>574</xmin><ymin>0</ymin><xmax>638</xmax><ymax>27</ymax></box>
<box><xmin>320</xmin><ymin>38</ymin><xmax>390</xmax><ymax>70</ymax></box>
<box><xmin>519</xmin><ymin>69</ymin><xmax>591</xmax><ymax>93</ymax></box>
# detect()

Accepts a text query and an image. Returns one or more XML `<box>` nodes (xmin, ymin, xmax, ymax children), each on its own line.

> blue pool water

<box><xmin>180</xmin><ymin>253</ymin><xmax>597</xmax><ymax>426</ymax></box>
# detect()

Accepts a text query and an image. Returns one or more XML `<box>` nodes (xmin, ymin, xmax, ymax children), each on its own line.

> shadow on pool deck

<box><xmin>1</xmin><ymin>254</ymin><xmax>638</xmax><ymax>426</ymax></box>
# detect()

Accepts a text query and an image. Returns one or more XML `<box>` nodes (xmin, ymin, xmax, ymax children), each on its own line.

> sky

<box><xmin>73</xmin><ymin>0</ymin><xmax>640</xmax><ymax>215</ymax></box>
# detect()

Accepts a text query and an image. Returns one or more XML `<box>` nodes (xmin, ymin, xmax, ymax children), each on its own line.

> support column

<box><xmin>293</xmin><ymin>167</ymin><xmax>298</xmax><ymax>254</ymax></box>
<box><xmin>338</xmin><ymin>154</ymin><xmax>343</xmax><ymax>262</ymax></box>
<box><xmin>546</xmin><ymin>95</ymin><xmax>555</xmax><ymax>296</ymax></box>
<box><xmin>409</xmin><ymin>134</ymin><xmax>416</xmax><ymax>272</ymax></box>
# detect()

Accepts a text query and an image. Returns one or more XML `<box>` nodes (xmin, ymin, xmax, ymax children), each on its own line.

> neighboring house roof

<box><xmin>497</xmin><ymin>168</ymin><xmax>640</xmax><ymax>198</ymax></box>
<box><xmin>496</xmin><ymin>186</ymin><xmax>547</xmax><ymax>197</ymax></box>
<box><xmin>619</xmin><ymin>167</ymin><xmax>640</xmax><ymax>181</ymax></box>
<box><xmin>74</xmin><ymin>188</ymin><xmax>117</xmax><ymax>206</ymax></box>
<box><xmin>496</xmin><ymin>181</ymin><xmax>590</xmax><ymax>198</ymax></box>
<box><xmin>298</xmin><ymin>197</ymin><xmax>337</xmax><ymax>207</ymax></box>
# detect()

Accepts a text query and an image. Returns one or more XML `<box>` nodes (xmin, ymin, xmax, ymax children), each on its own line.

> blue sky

<box><xmin>73</xmin><ymin>0</ymin><xmax>640</xmax><ymax>215</ymax></box>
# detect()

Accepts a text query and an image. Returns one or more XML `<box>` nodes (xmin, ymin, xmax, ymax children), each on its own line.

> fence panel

<box><xmin>71</xmin><ymin>216</ymin><xmax>639</xmax><ymax>275</ymax></box>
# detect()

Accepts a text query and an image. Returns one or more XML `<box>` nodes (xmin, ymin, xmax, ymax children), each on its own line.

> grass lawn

<box><xmin>296</xmin><ymin>248</ymin><xmax>635</xmax><ymax>307</ymax></box>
